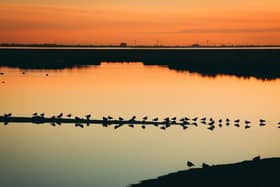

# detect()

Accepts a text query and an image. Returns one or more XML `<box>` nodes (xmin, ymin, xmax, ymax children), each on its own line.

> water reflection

<box><xmin>0</xmin><ymin>63</ymin><xmax>280</xmax><ymax>187</ymax></box>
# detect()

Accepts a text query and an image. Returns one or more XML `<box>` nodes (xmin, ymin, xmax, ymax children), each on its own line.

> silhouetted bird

<box><xmin>234</xmin><ymin>123</ymin><xmax>240</xmax><ymax>127</ymax></box>
<box><xmin>7</xmin><ymin>113</ymin><xmax>12</xmax><ymax>117</ymax></box>
<box><xmin>208</xmin><ymin>125</ymin><xmax>215</xmax><ymax>131</ymax></box>
<box><xmin>108</xmin><ymin>116</ymin><xmax>113</xmax><ymax>120</ymax></box>
<box><xmin>192</xmin><ymin>122</ymin><xmax>198</xmax><ymax>127</ymax></box>
<box><xmin>201</xmin><ymin>121</ymin><xmax>206</xmax><ymax>125</ymax></box>
<box><xmin>187</xmin><ymin>161</ymin><xmax>195</xmax><ymax>167</ymax></box>
<box><xmin>67</xmin><ymin>114</ymin><xmax>72</xmax><ymax>118</ymax></box>
<box><xmin>183</xmin><ymin>126</ymin><xmax>188</xmax><ymax>130</ymax></box>
<box><xmin>164</xmin><ymin>117</ymin><xmax>170</xmax><ymax>122</ymax></box>
<box><xmin>245</xmin><ymin>125</ymin><xmax>251</xmax><ymax>129</ymax></box>
<box><xmin>85</xmin><ymin>114</ymin><xmax>91</xmax><ymax>119</ymax></box>
<box><xmin>103</xmin><ymin>117</ymin><xmax>108</xmax><ymax>121</ymax></box>
<box><xmin>40</xmin><ymin>113</ymin><xmax>44</xmax><ymax>117</ymax></box>
<box><xmin>245</xmin><ymin>120</ymin><xmax>251</xmax><ymax>124</ymax></box>
<box><xmin>184</xmin><ymin>117</ymin><xmax>190</xmax><ymax>121</ymax></box>
<box><xmin>128</xmin><ymin>124</ymin><xmax>134</xmax><ymax>128</ymax></box>
<box><xmin>209</xmin><ymin>120</ymin><xmax>215</xmax><ymax>126</ymax></box>
<box><xmin>260</xmin><ymin>119</ymin><xmax>266</xmax><ymax>123</ymax></box>
<box><xmin>218</xmin><ymin>124</ymin><xmax>222</xmax><ymax>128</ymax></box>
<box><xmin>143</xmin><ymin>116</ymin><xmax>148</xmax><ymax>121</ymax></box>
<box><xmin>153</xmin><ymin>117</ymin><xmax>159</xmax><ymax>121</ymax></box>
<box><xmin>33</xmin><ymin>113</ymin><xmax>38</xmax><ymax>116</ymax></box>
<box><xmin>114</xmin><ymin>125</ymin><xmax>121</xmax><ymax>130</ymax></box>
<box><xmin>192</xmin><ymin>117</ymin><xmax>198</xmax><ymax>121</ymax></box>
<box><xmin>141</xmin><ymin>125</ymin><xmax>146</xmax><ymax>129</ymax></box>
<box><xmin>226</xmin><ymin>122</ymin><xmax>230</xmax><ymax>126</ymax></box>
<box><xmin>226</xmin><ymin>118</ymin><xmax>230</xmax><ymax>122</ymax></box>
<box><xmin>130</xmin><ymin>116</ymin><xmax>136</xmax><ymax>121</ymax></box>
<box><xmin>171</xmin><ymin>117</ymin><xmax>176</xmax><ymax>121</ymax></box>
<box><xmin>234</xmin><ymin>119</ymin><xmax>240</xmax><ymax>123</ymax></box>
<box><xmin>160</xmin><ymin>126</ymin><xmax>166</xmax><ymax>130</ymax></box>
<box><xmin>119</xmin><ymin>117</ymin><xmax>124</xmax><ymax>121</ymax></box>
<box><xmin>253</xmin><ymin>155</ymin><xmax>261</xmax><ymax>161</ymax></box>
<box><xmin>201</xmin><ymin>117</ymin><xmax>206</xmax><ymax>121</ymax></box>
<box><xmin>57</xmin><ymin>113</ymin><xmax>63</xmax><ymax>118</ymax></box>
<box><xmin>218</xmin><ymin>119</ymin><xmax>222</xmax><ymax>123</ymax></box>
<box><xmin>259</xmin><ymin>123</ymin><xmax>266</xmax><ymax>127</ymax></box>
<box><xmin>202</xmin><ymin>163</ymin><xmax>211</xmax><ymax>168</ymax></box>
<box><xmin>75</xmin><ymin>123</ymin><xmax>84</xmax><ymax>128</ymax></box>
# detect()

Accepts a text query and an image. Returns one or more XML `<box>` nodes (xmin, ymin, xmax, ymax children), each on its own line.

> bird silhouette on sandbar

<box><xmin>187</xmin><ymin>161</ymin><xmax>195</xmax><ymax>167</ymax></box>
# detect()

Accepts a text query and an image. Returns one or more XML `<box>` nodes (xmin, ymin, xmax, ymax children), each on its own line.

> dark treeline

<box><xmin>1</xmin><ymin>48</ymin><xmax>280</xmax><ymax>80</ymax></box>
<box><xmin>130</xmin><ymin>157</ymin><xmax>280</xmax><ymax>187</ymax></box>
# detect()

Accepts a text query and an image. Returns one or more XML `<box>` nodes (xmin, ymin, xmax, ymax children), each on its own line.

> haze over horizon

<box><xmin>1</xmin><ymin>0</ymin><xmax>280</xmax><ymax>45</ymax></box>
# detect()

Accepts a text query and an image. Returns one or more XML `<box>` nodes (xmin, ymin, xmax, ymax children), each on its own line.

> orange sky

<box><xmin>1</xmin><ymin>1</ymin><xmax>280</xmax><ymax>45</ymax></box>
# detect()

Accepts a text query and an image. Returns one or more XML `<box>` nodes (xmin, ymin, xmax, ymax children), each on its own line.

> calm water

<box><xmin>0</xmin><ymin>62</ymin><xmax>280</xmax><ymax>187</ymax></box>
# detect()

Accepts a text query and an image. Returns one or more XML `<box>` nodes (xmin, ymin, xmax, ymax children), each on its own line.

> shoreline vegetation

<box><xmin>130</xmin><ymin>157</ymin><xmax>280</xmax><ymax>187</ymax></box>
<box><xmin>1</xmin><ymin>43</ymin><xmax>280</xmax><ymax>48</ymax></box>
<box><xmin>1</xmin><ymin>48</ymin><xmax>280</xmax><ymax>80</ymax></box>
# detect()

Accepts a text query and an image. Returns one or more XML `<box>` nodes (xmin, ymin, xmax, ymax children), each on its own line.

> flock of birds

<box><xmin>0</xmin><ymin>71</ymin><xmax>49</xmax><ymax>85</ymax></box>
<box><xmin>1</xmin><ymin>113</ymin><xmax>280</xmax><ymax>130</ymax></box>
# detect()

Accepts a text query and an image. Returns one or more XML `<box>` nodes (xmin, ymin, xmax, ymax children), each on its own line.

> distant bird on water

<box><xmin>187</xmin><ymin>161</ymin><xmax>195</xmax><ymax>167</ymax></box>
<box><xmin>192</xmin><ymin>117</ymin><xmax>198</xmax><ymax>121</ymax></box>
<box><xmin>141</xmin><ymin>125</ymin><xmax>146</xmax><ymax>129</ymax></box>
<box><xmin>201</xmin><ymin>117</ymin><xmax>206</xmax><ymax>121</ymax></box>
<box><xmin>108</xmin><ymin>116</ymin><xmax>113</xmax><ymax>120</ymax></box>
<box><xmin>245</xmin><ymin>125</ymin><xmax>251</xmax><ymax>129</ymax></box>
<box><xmin>208</xmin><ymin>125</ymin><xmax>215</xmax><ymax>131</ymax></box>
<box><xmin>171</xmin><ymin>117</ymin><xmax>176</xmax><ymax>121</ymax></box>
<box><xmin>143</xmin><ymin>116</ymin><xmax>148</xmax><ymax>121</ymax></box>
<box><xmin>85</xmin><ymin>114</ymin><xmax>91</xmax><ymax>119</ymax></box>
<box><xmin>75</xmin><ymin>123</ymin><xmax>84</xmax><ymax>128</ymax></box>
<box><xmin>119</xmin><ymin>117</ymin><xmax>124</xmax><ymax>121</ymax></box>
<box><xmin>153</xmin><ymin>117</ymin><xmax>159</xmax><ymax>122</ymax></box>
<box><xmin>40</xmin><ymin>113</ymin><xmax>44</xmax><ymax>117</ymax></box>
<box><xmin>160</xmin><ymin>126</ymin><xmax>166</xmax><ymax>130</ymax></box>
<box><xmin>67</xmin><ymin>114</ymin><xmax>72</xmax><ymax>118</ymax></box>
<box><xmin>245</xmin><ymin>120</ymin><xmax>251</xmax><ymax>124</ymax></box>
<box><xmin>33</xmin><ymin>113</ymin><xmax>38</xmax><ymax>117</ymax></box>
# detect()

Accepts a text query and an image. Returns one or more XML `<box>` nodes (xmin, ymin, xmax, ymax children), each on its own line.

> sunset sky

<box><xmin>1</xmin><ymin>0</ymin><xmax>280</xmax><ymax>45</ymax></box>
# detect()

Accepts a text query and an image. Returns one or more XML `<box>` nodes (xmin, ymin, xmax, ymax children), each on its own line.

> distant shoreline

<box><xmin>1</xmin><ymin>43</ymin><xmax>280</xmax><ymax>48</ymax></box>
<box><xmin>130</xmin><ymin>157</ymin><xmax>280</xmax><ymax>187</ymax></box>
<box><xmin>1</xmin><ymin>48</ymin><xmax>280</xmax><ymax>80</ymax></box>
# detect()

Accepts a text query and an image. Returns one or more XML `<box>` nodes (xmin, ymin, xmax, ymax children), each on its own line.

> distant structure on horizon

<box><xmin>120</xmin><ymin>42</ymin><xmax>128</xmax><ymax>47</ymax></box>
<box><xmin>191</xmin><ymin>43</ymin><xmax>201</xmax><ymax>47</ymax></box>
